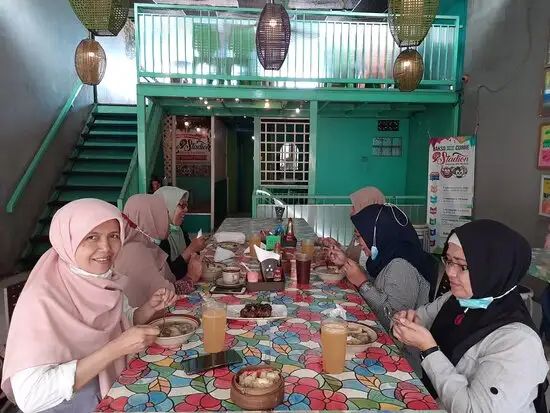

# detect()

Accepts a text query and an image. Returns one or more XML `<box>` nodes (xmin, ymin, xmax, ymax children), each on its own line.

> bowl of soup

<box><xmin>149</xmin><ymin>315</ymin><xmax>200</xmax><ymax>347</ymax></box>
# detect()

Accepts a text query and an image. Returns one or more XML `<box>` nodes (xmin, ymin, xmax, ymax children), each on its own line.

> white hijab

<box><xmin>154</xmin><ymin>186</ymin><xmax>189</xmax><ymax>261</ymax></box>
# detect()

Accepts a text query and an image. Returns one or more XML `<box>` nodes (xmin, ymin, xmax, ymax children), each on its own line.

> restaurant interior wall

<box><xmin>460</xmin><ymin>0</ymin><xmax>550</xmax><ymax>248</ymax></box>
<box><xmin>0</xmin><ymin>0</ymin><xmax>93</xmax><ymax>275</ymax></box>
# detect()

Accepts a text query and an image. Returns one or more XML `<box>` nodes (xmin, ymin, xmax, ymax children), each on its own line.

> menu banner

<box><xmin>174</xmin><ymin>131</ymin><xmax>211</xmax><ymax>177</ymax></box>
<box><xmin>427</xmin><ymin>136</ymin><xmax>476</xmax><ymax>254</ymax></box>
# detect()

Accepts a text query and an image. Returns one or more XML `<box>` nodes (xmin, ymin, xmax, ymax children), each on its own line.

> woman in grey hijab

<box><xmin>154</xmin><ymin>186</ymin><xmax>206</xmax><ymax>281</ymax></box>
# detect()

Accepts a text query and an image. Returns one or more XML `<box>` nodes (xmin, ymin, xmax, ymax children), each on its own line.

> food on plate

<box><xmin>347</xmin><ymin>322</ymin><xmax>377</xmax><ymax>345</ymax></box>
<box><xmin>206</xmin><ymin>262</ymin><xmax>224</xmax><ymax>270</ymax></box>
<box><xmin>238</xmin><ymin>368</ymin><xmax>281</xmax><ymax>389</ymax></box>
<box><xmin>239</xmin><ymin>303</ymin><xmax>272</xmax><ymax>318</ymax></box>
<box><xmin>159</xmin><ymin>321</ymin><xmax>195</xmax><ymax>337</ymax></box>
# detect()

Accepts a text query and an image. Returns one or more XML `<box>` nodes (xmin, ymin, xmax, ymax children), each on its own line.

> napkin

<box><xmin>214</xmin><ymin>247</ymin><xmax>235</xmax><ymax>263</ymax></box>
<box><xmin>214</xmin><ymin>231</ymin><xmax>246</xmax><ymax>244</ymax></box>
<box><xmin>244</xmin><ymin>243</ymin><xmax>266</xmax><ymax>253</ymax></box>
<box><xmin>197</xmin><ymin>229</ymin><xmax>203</xmax><ymax>239</ymax></box>
<box><xmin>254</xmin><ymin>245</ymin><xmax>280</xmax><ymax>262</ymax></box>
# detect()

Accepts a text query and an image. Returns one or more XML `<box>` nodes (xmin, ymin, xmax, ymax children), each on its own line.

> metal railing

<box><xmin>252</xmin><ymin>188</ymin><xmax>426</xmax><ymax>246</ymax></box>
<box><xmin>6</xmin><ymin>81</ymin><xmax>84</xmax><ymax>213</ymax></box>
<box><xmin>134</xmin><ymin>4</ymin><xmax>460</xmax><ymax>89</ymax></box>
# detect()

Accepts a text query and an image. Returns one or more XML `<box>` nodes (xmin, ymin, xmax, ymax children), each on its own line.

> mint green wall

<box><xmin>315</xmin><ymin>117</ymin><xmax>410</xmax><ymax>197</ymax></box>
<box><xmin>438</xmin><ymin>0</ymin><xmax>467</xmax><ymax>81</ymax></box>
<box><xmin>407</xmin><ymin>105</ymin><xmax>457</xmax><ymax>195</ymax></box>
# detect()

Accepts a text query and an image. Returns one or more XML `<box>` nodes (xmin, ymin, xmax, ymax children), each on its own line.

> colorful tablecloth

<box><xmin>98</xmin><ymin>219</ymin><xmax>443</xmax><ymax>413</ymax></box>
<box><xmin>216</xmin><ymin>218</ymin><xmax>318</xmax><ymax>242</ymax></box>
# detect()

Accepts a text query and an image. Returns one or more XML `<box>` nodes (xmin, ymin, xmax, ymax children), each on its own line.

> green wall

<box><xmin>315</xmin><ymin>117</ymin><xmax>410</xmax><ymax>197</ymax></box>
<box><xmin>407</xmin><ymin>105</ymin><xmax>458</xmax><ymax>195</ymax></box>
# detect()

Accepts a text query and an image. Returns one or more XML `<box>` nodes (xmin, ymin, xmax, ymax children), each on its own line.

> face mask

<box><xmin>169</xmin><ymin>224</ymin><xmax>180</xmax><ymax>233</ymax></box>
<box><xmin>457</xmin><ymin>286</ymin><xmax>517</xmax><ymax>310</ymax></box>
<box><xmin>370</xmin><ymin>246</ymin><xmax>379</xmax><ymax>261</ymax></box>
<box><xmin>149</xmin><ymin>237</ymin><xmax>162</xmax><ymax>245</ymax></box>
<box><xmin>69</xmin><ymin>265</ymin><xmax>113</xmax><ymax>279</ymax></box>
<box><xmin>359</xmin><ymin>250</ymin><xmax>368</xmax><ymax>269</ymax></box>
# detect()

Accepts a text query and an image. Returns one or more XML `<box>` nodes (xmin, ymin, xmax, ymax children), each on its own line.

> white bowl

<box><xmin>315</xmin><ymin>265</ymin><xmax>345</xmax><ymax>283</ymax></box>
<box><xmin>149</xmin><ymin>315</ymin><xmax>200</xmax><ymax>347</ymax></box>
<box><xmin>346</xmin><ymin>322</ymin><xmax>378</xmax><ymax>356</ymax></box>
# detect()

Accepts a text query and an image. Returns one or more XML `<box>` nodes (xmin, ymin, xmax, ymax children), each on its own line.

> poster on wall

<box><xmin>174</xmin><ymin>131</ymin><xmax>211</xmax><ymax>178</ymax></box>
<box><xmin>538</xmin><ymin>124</ymin><xmax>550</xmax><ymax>168</ymax></box>
<box><xmin>427</xmin><ymin>136</ymin><xmax>476</xmax><ymax>254</ymax></box>
<box><xmin>539</xmin><ymin>175</ymin><xmax>550</xmax><ymax>217</ymax></box>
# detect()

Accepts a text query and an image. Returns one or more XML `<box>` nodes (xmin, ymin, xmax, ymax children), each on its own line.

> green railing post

<box><xmin>137</xmin><ymin>91</ymin><xmax>148</xmax><ymax>193</ymax></box>
<box><xmin>6</xmin><ymin>81</ymin><xmax>84</xmax><ymax>213</ymax></box>
<box><xmin>308</xmin><ymin>101</ymin><xmax>318</xmax><ymax>197</ymax></box>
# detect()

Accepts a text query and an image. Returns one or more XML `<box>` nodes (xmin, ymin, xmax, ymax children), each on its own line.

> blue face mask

<box><xmin>370</xmin><ymin>246</ymin><xmax>379</xmax><ymax>261</ymax></box>
<box><xmin>457</xmin><ymin>286</ymin><xmax>517</xmax><ymax>310</ymax></box>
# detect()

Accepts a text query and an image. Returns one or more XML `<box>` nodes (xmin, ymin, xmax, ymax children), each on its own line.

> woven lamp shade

<box><xmin>388</xmin><ymin>0</ymin><xmax>439</xmax><ymax>47</ymax></box>
<box><xmin>75</xmin><ymin>39</ymin><xmax>107</xmax><ymax>86</ymax></box>
<box><xmin>393</xmin><ymin>49</ymin><xmax>424</xmax><ymax>92</ymax></box>
<box><xmin>69</xmin><ymin>0</ymin><xmax>129</xmax><ymax>36</ymax></box>
<box><xmin>256</xmin><ymin>1</ymin><xmax>291</xmax><ymax>70</ymax></box>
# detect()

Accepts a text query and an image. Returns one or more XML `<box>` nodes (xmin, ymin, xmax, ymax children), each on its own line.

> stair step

<box><xmin>79</xmin><ymin>140</ymin><xmax>136</xmax><ymax>149</ymax></box>
<box><xmin>93</xmin><ymin>119</ymin><xmax>137</xmax><ymax>125</ymax></box>
<box><xmin>94</xmin><ymin>105</ymin><xmax>137</xmax><ymax>115</ymax></box>
<box><xmin>70</xmin><ymin>159</ymin><xmax>130</xmax><ymax>173</ymax></box>
<box><xmin>85</xmin><ymin>130</ymin><xmax>137</xmax><ymax>137</ymax></box>
<box><xmin>74</xmin><ymin>149</ymin><xmax>134</xmax><ymax>161</ymax></box>
<box><xmin>62</xmin><ymin>174</ymin><xmax>125</xmax><ymax>187</ymax></box>
<box><xmin>90</xmin><ymin>123</ymin><xmax>137</xmax><ymax>132</ymax></box>
<box><xmin>82</xmin><ymin>132</ymin><xmax>137</xmax><ymax>142</ymax></box>
<box><xmin>55</xmin><ymin>189</ymin><xmax>120</xmax><ymax>203</ymax></box>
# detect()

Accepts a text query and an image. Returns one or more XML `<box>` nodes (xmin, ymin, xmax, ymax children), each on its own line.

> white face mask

<box><xmin>69</xmin><ymin>265</ymin><xmax>113</xmax><ymax>279</ymax></box>
<box><xmin>359</xmin><ymin>250</ymin><xmax>368</xmax><ymax>269</ymax></box>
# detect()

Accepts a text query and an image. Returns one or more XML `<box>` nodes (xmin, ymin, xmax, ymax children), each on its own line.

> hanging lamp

<box><xmin>75</xmin><ymin>38</ymin><xmax>107</xmax><ymax>86</ymax></box>
<box><xmin>388</xmin><ymin>0</ymin><xmax>439</xmax><ymax>47</ymax></box>
<box><xmin>68</xmin><ymin>0</ymin><xmax>129</xmax><ymax>36</ymax></box>
<box><xmin>256</xmin><ymin>0</ymin><xmax>291</xmax><ymax>70</ymax></box>
<box><xmin>393</xmin><ymin>48</ymin><xmax>424</xmax><ymax>92</ymax></box>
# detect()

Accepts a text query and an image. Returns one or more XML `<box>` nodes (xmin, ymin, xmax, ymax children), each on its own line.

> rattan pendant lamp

<box><xmin>393</xmin><ymin>48</ymin><xmax>424</xmax><ymax>92</ymax></box>
<box><xmin>256</xmin><ymin>0</ymin><xmax>291</xmax><ymax>70</ymax></box>
<box><xmin>75</xmin><ymin>36</ymin><xmax>107</xmax><ymax>86</ymax></box>
<box><xmin>388</xmin><ymin>0</ymin><xmax>439</xmax><ymax>47</ymax></box>
<box><xmin>68</xmin><ymin>0</ymin><xmax>129</xmax><ymax>36</ymax></box>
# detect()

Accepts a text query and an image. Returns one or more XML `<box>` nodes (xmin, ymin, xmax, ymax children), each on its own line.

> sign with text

<box><xmin>427</xmin><ymin>136</ymin><xmax>476</xmax><ymax>254</ymax></box>
<box><xmin>175</xmin><ymin>131</ymin><xmax>211</xmax><ymax>177</ymax></box>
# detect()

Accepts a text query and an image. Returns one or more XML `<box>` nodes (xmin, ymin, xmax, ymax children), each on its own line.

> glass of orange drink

<box><xmin>301</xmin><ymin>239</ymin><xmax>315</xmax><ymax>259</ymax></box>
<box><xmin>321</xmin><ymin>318</ymin><xmax>348</xmax><ymax>374</ymax></box>
<box><xmin>202</xmin><ymin>301</ymin><xmax>227</xmax><ymax>353</ymax></box>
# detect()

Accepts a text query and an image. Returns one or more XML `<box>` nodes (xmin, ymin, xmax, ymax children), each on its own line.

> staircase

<box><xmin>18</xmin><ymin>104</ymin><xmax>137</xmax><ymax>269</ymax></box>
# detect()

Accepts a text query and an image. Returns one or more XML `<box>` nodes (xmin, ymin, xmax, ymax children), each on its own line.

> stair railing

<box><xmin>6</xmin><ymin>81</ymin><xmax>84</xmax><ymax>213</ymax></box>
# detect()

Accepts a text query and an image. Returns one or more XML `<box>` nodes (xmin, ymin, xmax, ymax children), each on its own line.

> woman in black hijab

<box><xmin>392</xmin><ymin>220</ymin><xmax>548</xmax><ymax>413</ymax></box>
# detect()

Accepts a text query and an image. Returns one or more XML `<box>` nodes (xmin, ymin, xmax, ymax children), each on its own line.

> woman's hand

<box><xmin>111</xmin><ymin>325</ymin><xmax>160</xmax><ymax>357</ymax></box>
<box><xmin>187</xmin><ymin>254</ymin><xmax>203</xmax><ymax>283</ymax></box>
<box><xmin>392</xmin><ymin>318</ymin><xmax>437</xmax><ymax>351</ymax></box>
<box><xmin>189</xmin><ymin>236</ymin><xmax>206</xmax><ymax>253</ymax></box>
<box><xmin>343</xmin><ymin>258</ymin><xmax>368</xmax><ymax>287</ymax></box>
<box><xmin>147</xmin><ymin>287</ymin><xmax>177</xmax><ymax>312</ymax></box>
<box><xmin>393</xmin><ymin>309</ymin><xmax>420</xmax><ymax>324</ymax></box>
<box><xmin>329</xmin><ymin>245</ymin><xmax>347</xmax><ymax>266</ymax></box>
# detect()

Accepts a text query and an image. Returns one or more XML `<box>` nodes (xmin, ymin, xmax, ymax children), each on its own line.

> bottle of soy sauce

<box><xmin>283</xmin><ymin>218</ymin><xmax>297</xmax><ymax>248</ymax></box>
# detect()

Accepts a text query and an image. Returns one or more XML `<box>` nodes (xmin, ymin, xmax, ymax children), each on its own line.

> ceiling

<box><xmin>130</xmin><ymin>0</ymin><xmax>388</xmax><ymax>13</ymax></box>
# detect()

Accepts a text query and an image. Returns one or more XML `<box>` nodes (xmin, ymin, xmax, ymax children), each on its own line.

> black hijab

<box><xmin>351</xmin><ymin>204</ymin><xmax>437</xmax><ymax>287</ymax></box>
<box><xmin>427</xmin><ymin>220</ymin><xmax>546</xmax><ymax>412</ymax></box>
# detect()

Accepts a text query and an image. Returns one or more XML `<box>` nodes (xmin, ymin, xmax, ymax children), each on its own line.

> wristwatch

<box><xmin>420</xmin><ymin>345</ymin><xmax>439</xmax><ymax>361</ymax></box>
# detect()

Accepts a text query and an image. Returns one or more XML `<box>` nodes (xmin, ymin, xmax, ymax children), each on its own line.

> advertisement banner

<box><xmin>174</xmin><ymin>131</ymin><xmax>211</xmax><ymax>177</ymax></box>
<box><xmin>427</xmin><ymin>136</ymin><xmax>476</xmax><ymax>253</ymax></box>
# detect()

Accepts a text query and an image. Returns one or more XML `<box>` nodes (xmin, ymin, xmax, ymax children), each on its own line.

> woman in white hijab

<box><xmin>154</xmin><ymin>186</ymin><xmax>206</xmax><ymax>283</ymax></box>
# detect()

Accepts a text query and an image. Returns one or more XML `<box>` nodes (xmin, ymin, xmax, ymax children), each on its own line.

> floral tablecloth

<box><xmin>216</xmin><ymin>218</ymin><xmax>318</xmax><ymax>242</ymax></box>
<box><xmin>97</xmin><ymin>219</ymin><xmax>443</xmax><ymax>413</ymax></box>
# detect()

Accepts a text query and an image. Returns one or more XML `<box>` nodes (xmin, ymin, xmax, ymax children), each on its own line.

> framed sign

<box><xmin>538</xmin><ymin>124</ymin><xmax>550</xmax><ymax>168</ymax></box>
<box><xmin>540</xmin><ymin>24</ymin><xmax>550</xmax><ymax>117</ymax></box>
<box><xmin>539</xmin><ymin>175</ymin><xmax>550</xmax><ymax>217</ymax></box>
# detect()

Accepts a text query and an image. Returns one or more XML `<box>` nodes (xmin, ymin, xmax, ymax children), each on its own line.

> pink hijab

<box><xmin>350</xmin><ymin>187</ymin><xmax>386</xmax><ymax>214</ymax></box>
<box><xmin>2</xmin><ymin>199</ymin><xmax>130</xmax><ymax>400</ymax></box>
<box><xmin>115</xmin><ymin>194</ymin><xmax>175</xmax><ymax>307</ymax></box>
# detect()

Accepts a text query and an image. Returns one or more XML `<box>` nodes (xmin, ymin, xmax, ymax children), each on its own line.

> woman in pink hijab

<box><xmin>2</xmin><ymin>198</ymin><xmax>176</xmax><ymax>413</ymax></box>
<box><xmin>116</xmin><ymin>194</ymin><xmax>194</xmax><ymax>307</ymax></box>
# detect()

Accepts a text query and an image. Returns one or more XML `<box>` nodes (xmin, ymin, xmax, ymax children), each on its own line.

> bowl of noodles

<box><xmin>149</xmin><ymin>315</ymin><xmax>200</xmax><ymax>347</ymax></box>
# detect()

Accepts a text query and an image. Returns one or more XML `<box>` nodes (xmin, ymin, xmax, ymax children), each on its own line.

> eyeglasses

<box><xmin>441</xmin><ymin>256</ymin><xmax>468</xmax><ymax>272</ymax></box>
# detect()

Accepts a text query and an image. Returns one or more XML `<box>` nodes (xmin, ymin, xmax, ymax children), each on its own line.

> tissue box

<box><xmin>265</xmin><ymin>235</ymin><xmax>281</xmax><ymax>251</ymax></box>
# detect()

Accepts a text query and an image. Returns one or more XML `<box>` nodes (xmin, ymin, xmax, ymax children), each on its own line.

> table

<box><xmin>97</xmin><ymin>219</ymin><xmax>444</xmax><ymax>413</ymax></box>
<box><xmin>217</xmin><ymin>218</ymin><xmax>318</xmax><ymax>242</ymax></box>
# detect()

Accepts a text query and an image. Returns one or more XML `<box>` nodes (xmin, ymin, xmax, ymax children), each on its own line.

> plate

<box><xmin>346</xmin><ymin>321</ymin><xmax>378</xmax><ymax>355</ymax></box>
<box><xmin>216</xmin><ymin>278</ymin><xmax>245</xmax><ymax>288</ymax></box>
<box><xmin>314</xmin><ymin>265</ymin><xmax>345</xmax><ymax>282</ymax></box>
<box><xmin>218</xmin><ymin>242</ymin><xmax>242</xmax><ymax>251</ymax></box>
<box><xmin>226</xmin><ymin>304</ymin><xmax>288</xmax><ymax>320</ymax></box>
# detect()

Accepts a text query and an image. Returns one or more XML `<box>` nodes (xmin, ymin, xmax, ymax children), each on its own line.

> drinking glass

<box><xmin>202</xmin><ymin>301</ymin><xmax>227</xmax><ymax>353</ymax></box>
<box><xmin>321</xmin><ymin>318</ymin><xmax>348</xmax><ymax>374</ymax></box>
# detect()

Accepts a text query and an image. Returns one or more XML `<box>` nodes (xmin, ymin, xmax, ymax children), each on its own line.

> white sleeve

<box><xmin>11</xmin><ymin>361</ymin><xmax>77</xmax><ymax>413</ymax></box>
<box><xmin>123</xmin><ymin>295</ymin><xmax>136</xmax><ymax>326</ymax></box>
